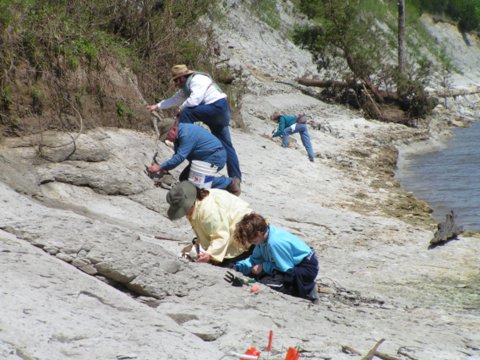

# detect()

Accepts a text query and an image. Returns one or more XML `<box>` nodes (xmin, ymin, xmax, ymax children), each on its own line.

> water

<box><xmin>397</xmin><ymin>121</ymin><xmax>480</xmax><ymax>231</ymax></box>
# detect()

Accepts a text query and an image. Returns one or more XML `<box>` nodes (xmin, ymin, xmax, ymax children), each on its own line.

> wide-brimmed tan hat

<box><xmin>170</xmin><ymin>64</ymin><xmax>194</xmax><ymax>81</ymax></box>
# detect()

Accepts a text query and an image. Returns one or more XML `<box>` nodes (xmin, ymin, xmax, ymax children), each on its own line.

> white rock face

<box><xmin>0</xmin><ymin>3</ymin><xmax>479</xmax><ymax>360</ymax></box>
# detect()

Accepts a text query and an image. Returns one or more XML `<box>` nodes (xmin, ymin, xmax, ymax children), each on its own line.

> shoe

<box><xmin>309</xmin><ymin>158</ymin><xmax>314</xmax><ymax>162</ymax></box>
<box><xmin>307</xmin><ymin>286</ymin><xmax>319</xmax><ymax>305</ymax></box>
<box><xmin>227</xmin><ymin>177</ymin><xmax>241</xmax><ymax>196</ymax></box>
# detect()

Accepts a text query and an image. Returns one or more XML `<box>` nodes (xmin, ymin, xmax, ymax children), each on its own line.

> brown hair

<box><xmin>186</xmin><ymin>187</ymin><xmax>210</xmax><ymax>219</ymax></box>
<box><xmin>196</xmin><ymin>187</ymin><xmax>210</xmax><ymax>201</ymax></box>
<box><xmin>234</xmin><ymin>213</ymin><xmax>269</xmax><ymax>247</ymax></box>
<box><xmin>271</xmin><ymin>112</ymin><xmax>281</xmax><ymax>121</ymax></box>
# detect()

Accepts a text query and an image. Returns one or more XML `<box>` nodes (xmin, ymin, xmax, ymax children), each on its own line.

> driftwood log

<box><xmin>296</xmin><ymin>77</ymin><xmax>401</xmax><ymax>102</ymax></box>
<box><xmin>431</xmin><ymin>86</ymin><xmax>480</xmax><ymax>98</ymax></box>
<box><xmin>429</xmin><ymin>210</ymin><xmax>464</xmax><ymax>249</ymax></box>
<box><xmin>295</xmin><ymin>77</ymin><xmax>418</xmax><ymax>126</ymax></box>
<box><xmin>296</xmin><ymin>79</ymin><xmax>480</xmax><ymax>102</ymax></box>
<box><xmin>362</xmin><ymin>338</ymin><xmax>386</xmax><ymax>360</ymax></box>
<box><xmin>342</xmin><ymin>339</ymin><xmax>402</xmax><ymax>360</ymax></box>
<box><xmin>296</xmin><ymin>78</ymin><xmax>480</xmax><ymax>127</ymax></box>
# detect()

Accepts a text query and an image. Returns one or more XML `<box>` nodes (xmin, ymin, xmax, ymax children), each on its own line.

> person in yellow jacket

<box><xmin>166</xmin><ymin>181</ymin><xmax>253</xmax><ymax>266</ymax></box>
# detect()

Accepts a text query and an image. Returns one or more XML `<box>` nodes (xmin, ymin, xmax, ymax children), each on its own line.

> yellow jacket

<box><xmin>188</xmin><ymin>189</ymin><xmax>252</xmax><ymax>262</ymax></box>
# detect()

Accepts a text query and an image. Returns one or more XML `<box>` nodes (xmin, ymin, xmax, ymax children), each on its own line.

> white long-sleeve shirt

<box><xmin>156</xmin><ymin>73</ymin><xmax>226</xmax><ymax>110</ymax></box>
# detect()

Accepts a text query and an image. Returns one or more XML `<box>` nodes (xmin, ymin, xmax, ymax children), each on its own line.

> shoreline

<box><xmin>396</xmin><ymin>111</ymin><xmax>480</xmax><ymax>231</ymax></box>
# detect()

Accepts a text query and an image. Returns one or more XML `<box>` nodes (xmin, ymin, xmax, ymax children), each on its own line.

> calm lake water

<box><xmin>397</xmin><ymin>121</ymin><xmax>480</xmax><ymax>231</ymax></box>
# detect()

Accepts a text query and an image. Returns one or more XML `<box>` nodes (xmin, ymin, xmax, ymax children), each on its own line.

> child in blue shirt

<box><xmin>233</xmin><ymin>213</ymin><xmax>319</xmax><ymax>304</ymax></box>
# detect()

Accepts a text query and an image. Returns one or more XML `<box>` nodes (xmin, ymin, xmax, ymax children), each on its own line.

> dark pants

<box><xmin>258</xmin><ymin>250</ymin><xmax>319</xmax><ymax>299</ymax></box>
<box><xmin>178</xmin><ymin>98</ymin><xmax>242</xmax><ymax>181</ymax></box>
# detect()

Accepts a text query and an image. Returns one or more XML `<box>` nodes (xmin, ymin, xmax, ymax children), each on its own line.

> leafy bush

<box><xmin>0</xmin><ymin>0</ymin><xmax>216</xmax><ymax>136</ymax></box>
<box><xmin>416</xmin><ymin>0</ymin><xmax>480</xmax><ymax>32</ymax></box>
<box><xmin>293</xmin><ymin>0</ymin><xmax>436</xmax><ymax>122</ymax></box>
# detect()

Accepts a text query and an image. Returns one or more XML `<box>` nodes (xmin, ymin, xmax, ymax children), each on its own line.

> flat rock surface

<box><xmin>1</xmin><ymin>2</ymin><xmax>479</xmax><ymax>360</ymax></box>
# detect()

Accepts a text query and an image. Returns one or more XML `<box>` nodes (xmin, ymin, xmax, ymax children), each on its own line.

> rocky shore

<box><xmin>1</xmin><ymin>1</ymin><xmax>479</xmax><ymax>359</ymax></box>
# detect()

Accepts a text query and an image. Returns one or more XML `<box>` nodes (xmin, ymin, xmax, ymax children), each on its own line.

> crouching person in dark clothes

<box><xmin>233</xmin><ymin>213</ymin><xmax>319</xmax><ymax>304</ymax></box>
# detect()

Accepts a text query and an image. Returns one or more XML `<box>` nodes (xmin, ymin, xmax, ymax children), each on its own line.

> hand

<box><xmin>196</xmin><ymin>252</ymin><xmax>211</xmax><ymax>263</ymax></box>
<box><xmin>252</xmin><ymin>264</ymin><xmax>263</xmax><ymax>275</ymax></box>
<box><xmin>147</xmin><ymin>163</ymin><xmax>161</xmax><ymax>173</ymax></box>
<box><xmin>146</xmin><ymin>104</ymin><xmax>158</xmax><ymax>112</ymax></box>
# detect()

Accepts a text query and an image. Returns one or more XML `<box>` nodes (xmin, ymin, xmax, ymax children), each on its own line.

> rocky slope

<box><xmin>1</xmin><ymin>1</ymin><xmax>479</xmax><ymax>360</ymax></box>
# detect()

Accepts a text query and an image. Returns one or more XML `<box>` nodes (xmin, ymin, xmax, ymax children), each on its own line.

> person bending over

<box><xmin>233</xmin><ymin>213</ymin><xmax>319</xmax><ymax>303</ymax></box>
<box><xmin>147</xmin><ymin>123</ymin><xmax>240</xmax><ymax>195</ymax></box>
<box><xmin>146</xmin><ymin>64</ymin><xmax>242</xmax><ymax>181</ymax></box>
<box><xmin>268</xmin><ymin>112</ymin><xmax>315</xmax><ymax>162</ymax></box>
<box><xmin>166</xmin><ymin>181</ymin><xmax>253</xmax><ymax>266</ymax></box>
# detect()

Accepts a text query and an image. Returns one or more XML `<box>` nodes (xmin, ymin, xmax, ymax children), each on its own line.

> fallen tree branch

<box><xmin>362</xmin><ymin>338</ymin><xmax>385</xmax><ymax>360</ymax></box>
<box><xmin>274</xmin><ymin>80</ymin><xmax>320</xmax><ymax>98</ymax></box>
<box><xmin>296</xmin><ymin>78</ymin><xmax>350</xmax><ymax>88</ymax></box>
<box><xmin>362</xmin><ymin>83</ymin><xmax>383</xmax><ymax>119</ymax></box>
<box><xmin>341</xmin><ymin>345</ymin><xmax>361</xmax><ymax>355</ymax></box>
<box><xmin>344</xmin><ymin>340</ymin><xmax>402</xmax><ymax>360</ymax></box>
<box><xmin>154</xmin><ymin>234</ymin><xmax>184</xmax><ymax>242</ymax></box>
<box><xmin>373</xmin><ymin>351</ymin><xmax>401</xmax><ymax>360</ymax></box>
<box><xmin>430</xmin><ymin>87</ymin><xmax>480</xmax><ymax>98</ymax></box>
<box><xmin>151</xmin><ymin>111</ymin><xmax>162</xmax><ymax>139</ymax></box>
<box><xmin>296</xmin><ymin>77</ymin><xmax>400</xmax><ymax>102</ymax></box>
<box><xmin>295</xmin><ymin>77</ymin><xmax>420</xmax><ymax>125</ymax></box>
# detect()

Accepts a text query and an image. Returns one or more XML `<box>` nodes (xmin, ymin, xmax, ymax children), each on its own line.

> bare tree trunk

<box><xmin>398</xmin><ymin>0</ymin><xmax>405</xmax><ymax>75</ymax></box>
<box><xmin>344</xmin><ymin>51</ymin><xmax>384</xmax><ymax>102</ymax></box>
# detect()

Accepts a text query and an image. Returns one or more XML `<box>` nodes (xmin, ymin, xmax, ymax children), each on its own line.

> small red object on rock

<box><xmin>240</xmin><ymin>346</ymin><xmax>261</xmax><ymax>359</ymax></box>
<box><xmin>285</xmin><ymin>347</ymin><xmax>300</xmax><ymax>360</ymax></box>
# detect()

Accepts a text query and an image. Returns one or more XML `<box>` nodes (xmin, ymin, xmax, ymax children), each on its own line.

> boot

<box><xmin>226</xmin><ymin>177</ymin><xmax>241</xmax><ymax>196</ymax></box>
<box><xmin>307</xmin><ymin>286</ymin><xmax>319</xmax><ymax>305</ymax></box>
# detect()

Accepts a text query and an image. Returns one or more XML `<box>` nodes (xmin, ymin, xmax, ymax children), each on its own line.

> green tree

<box><xmin>417</xmin><ymin>0</ymin><xmax>480</xmax><ymax>32</ymax></box>
<box><xmin>294</xmin><ymin>0</ymin><xmax>435</xmax><ymax>122</ymax></box>
<box><xmin>295</xmin><ymin>0</ymin><xmax>388</xmax><ymax>100</ymax></box>
<box><xmin>398</xmin><ymin>0</ymin><xmax>406</xmax><ymax>75</ymax></box>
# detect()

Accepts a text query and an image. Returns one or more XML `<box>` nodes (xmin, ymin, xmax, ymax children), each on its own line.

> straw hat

<box><xmin>170</xmin><ymin>64</ymin><xmax>194</xmax><ymax>81</ymax></box>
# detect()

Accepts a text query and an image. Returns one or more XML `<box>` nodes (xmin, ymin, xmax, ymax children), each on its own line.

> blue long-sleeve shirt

<box><xmin>272</xmin><ymin>115</ymin><xmax>297</xmax><ymax>138</ymax></box>
<box><xmin>160</xmin><ymin>123</ymin><xmax>224</xmax><ymax>171</ymax></box>
<box><xmin>234</xmin><ymin>225</ymin><xmax>312</xmax><ymax>275</ymax></box>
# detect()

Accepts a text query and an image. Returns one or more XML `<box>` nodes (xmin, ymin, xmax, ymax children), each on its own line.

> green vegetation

<box><xmin>293</xmin><ymin>0</ymin><xmax>439</xmax><ymax>122</ymax></box>
<box><xmin>249</xmin><ymin>0</ymin><xmax>281</xmax><ymax>30</ymax></box>
<box><xmin>115</xmin><ymin>99</ymin><xmax>134</xmax><ymax>125</ymax></box>
<box><xmin>1</xmin><ymin>0</ymin><xmax>476</xmax><ymax>136</ymax></box>
<box><xmin>414</xmin><ymin>0</ymin><xmax>480</xmax><ymax>32</ymax></box>
<box><xmin>1</xmin><ymin>85</ymin><xmax>12</xmax><ymax>111</ymax></box>
<box><xmin>0</xmin><ymin>0</ymin><xmax>216</xmax><ymax>136</ymax></box>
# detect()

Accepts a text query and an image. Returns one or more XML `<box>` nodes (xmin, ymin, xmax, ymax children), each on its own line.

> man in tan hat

<box><xmin>146</xmin><ymin>64</ymin><xmax>242</xmax><ymax>183</ymax></box>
